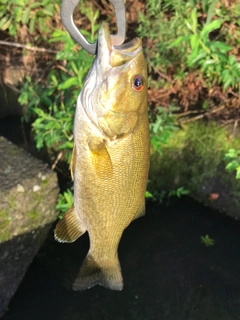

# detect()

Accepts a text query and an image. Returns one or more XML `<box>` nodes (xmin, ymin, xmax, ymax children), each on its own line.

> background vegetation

<box><xmin>0</xmin><ymin>0</ymin><xmax>239</xmax><ymax>213</ymax></box>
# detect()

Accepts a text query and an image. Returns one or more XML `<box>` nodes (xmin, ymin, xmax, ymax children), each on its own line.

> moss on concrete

<box><xmin>41</xmin><ymin>178</ymin><xmax>49</xmax><ymax>186</ymax></box>
<box><xmin>0</xmin><ymin>210</ymin><xmax>11</xmax><ymax>242</ymax></box>
<box><xmin>0</xmin><ymin>230</ymin><xmax>11</xmax><ymax>243</ymax></box>
<box><xmin>149</xmin><ymin>121</ymin><xmax>240</xmax><ymax>218</ymax></box>
<box><xmin>26</xmin><ymin>209</ymin><xmax>41</xmax><ymax>220</ymax></box>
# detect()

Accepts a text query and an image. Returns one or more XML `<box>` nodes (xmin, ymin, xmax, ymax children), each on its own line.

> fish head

<box><xmin>82</xmin><ymin>22</ymin><xmax>148</xmax><ymax>138</ymax></box>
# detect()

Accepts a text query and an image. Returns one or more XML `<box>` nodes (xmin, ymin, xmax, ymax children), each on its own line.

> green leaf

<box><xmin>29</xmin><ymin>2</ymin><xmax>42</xmax><ymax>9</ymax></box>
<box><xmin>228</xmin><ymin>55</ymin><xmax>237</xmax><ymax>66</ymax></box>
<box><xmin>58</xmin><ymin>77</ymin><xmax>79</xmax><ymax>90</ymax></box>
<box><xmin>40</xmin><ymin>95</ymin><xmax>53</xmax><ymax>107</ymax></box>
<box><xmin>204</xmin><ymin>59</ymin><xmax>216</xmax><ymax>65</ymax></box>
<box><xmin>225</xmin><ymin>149</ymin><xmax>237</xmax><ymax>158</ymax></box>
<box><xmin>200</xmin><ymin>20</ymin><xmax>222</xmax><ymax>38</ymax></box>
<box><xmin>0</xmin><ymin>16</ymin><xmax>10</xmax><ymax>29</ymax></box>
<box><xmin>36</xmin><ymin>9</ymin><xmax>45</xmax><ymax>17</ymax></box>
<box><xmin>42</xmin><ymin>0</ymin><xmax>51</xmax><ymax>6</ymax></box>
<box><xmin>33</xmin><ymin>108</ymin><xmax>46</xmax><ymax>118</ymax></box>
<box><xmin>189</xmin><ymin>51</ymin><xmax>207</xmax><ymax>65</ymax></box>
<box><xmin>58</xmin><ymin>141</ymin><xmax>74</xmax><ymax>150</ymax></box>
<box><xmin>191</xmin><ymin>8</ymin><xmax>197</xmax><ymax>33</ymax></box>
<box><xmin>2</xmin><ymin>18</ymin><xmax>11</xmax><ymax>30</ymax></box>
<box><xmin>190</xmin><ymin>34</ymin><xmax>199</xmax><ymax>50</ymax></box>
<box><xmin>29</xmin><ymin>16</ymin><xmax>36</xmax><ymax>33</ymax></box>
<box><xmin>226</xmin><ymin>160</ymin><xmax>238</xmax><ymax>171</ymax></box>
<box><xmin>14</xmin><ymin>0</ymin><xmax>25</xmax><ymax>6</ymax></box>
<box><xmin>51</xmin><ymin>74</ymin><xmax>58</xmax><ymax>87</ymax></box>
<box><xmin>185</xmin><ymin>20</ymin><xmax>193</xmax><ymax>32</ymax></box>
<box><xmin>236</xmin><ymin>168</ymin><xmax>240</xmax><ymax>179</ymax></box>
<box><xmin>210</xmin><ymin>41</ymin><xmax>232</xmax><ymax>53</ymax></box>
<box><xmin>212</xmin><ymin>52</ymin><xmax>228</xmax><ymax>63</ymax></box>
<box><xmin>145</xmin><ymin>191</ymin><xmax>153</xmax><ymax>198</ymax></box>
<box><xmin>22</xmin><ymin>8</ymin><xmax>30</xmax><ymax>24</ymax></box>
<box><xmin>223</xmin><ymin>78</ymin><xmax>232</xmax><ymax>90</ymax></box>
<box><xmin>71</xmin><ymin>61</ymin><xmax>79</xmax><ymax>75</ymax></box>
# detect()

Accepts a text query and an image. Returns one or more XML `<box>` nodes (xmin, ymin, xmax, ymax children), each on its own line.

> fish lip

<box><xmin>114</xmin><ymin>38</ymin><xmax>142</xmax><ymax>52</ymax></box>
<box><xmin>97</xmin><ymin>22</ymin><xmax>142</xmax><ymax>64</ymax></box>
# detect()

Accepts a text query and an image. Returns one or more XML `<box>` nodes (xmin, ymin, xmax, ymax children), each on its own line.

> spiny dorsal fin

<box><xmin>72</xmin><ymin>254</ymin><xmax>123</xmax><ymax>291</ymax></box>
<box><xmin>54</xmin><ymin>204</ymin><xmax>86</xmax><ymax>243</ymax></box>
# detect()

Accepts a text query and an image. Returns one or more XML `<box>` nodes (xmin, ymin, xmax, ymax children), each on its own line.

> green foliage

<box><xmin>145</xmin><ymin>190</ymin><xmax>153</xmax><ymax>199</ymax></box>
<box><xmin>18</xmin><ymin>9</ymin><xmax>97</xmax><ymax>161</ymax></box>
<box><xmin>147</xmin><ymin>186</ymin><xmax>189</xmax><ymax>204</ymax></box>
<box><xmin>138</xmin><ymin>0</ymin><xmax>240</xmax><ymax>91</ymax></box>
<box><xmin>168</xmin><ymin>187</ymin><xmax>190</xmax><ymax>198</ymax></box>
<box><xmin>0</xmin><ymin>0</ymin><xmax>60</xmax><ymax>41</ymax></box>
<box><xmin>201</xmin><ymin>235</ymin><xmax>215</xmax><ymax>247</ymax></box>
<box><xmin>224</xmin><ymin>149</ymin><xmax>240</xmax><ymax>180</ymax></box>
<box><xmin>149</xmin><ymin>121</ymin><xmax>240</xmax><ymax>206</ymax></box>
<box><xmin>149</xmin><ymin>106</ymin><xmax>179</xmax><ymax>154</ymax></box>
<box><xmin>138</xmin><ymin>0</ymin><xmax>190</xmax><ymax>83</ymax></box>
<box><xmin>56</xmin><ymin>189</ymin><xmax>74</xmax><ymax>218</ymax></box>
<box><xmin>171</xmin><ymin>8</ymin><xmax>240</xmax><ymax>89</ymax></box>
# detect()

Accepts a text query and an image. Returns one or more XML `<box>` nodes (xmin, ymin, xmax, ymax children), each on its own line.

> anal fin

<box><xmin>72</xmin><ymin>254</ymin><xmax>123</xmax><ymax>291</ymax></box>
<box><xmin>54</xmin><ymin>204</ymin><xmax>86</xmax><ymax>243</ymax></box>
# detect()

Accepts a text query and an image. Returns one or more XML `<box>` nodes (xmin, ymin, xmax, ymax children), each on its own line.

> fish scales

<box><xmin>54</xmin><ymin>22</ymin><xmax>150</xmax><ymax>291</ymax></box>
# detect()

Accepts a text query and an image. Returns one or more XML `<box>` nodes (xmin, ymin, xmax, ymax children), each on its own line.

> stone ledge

<box><xmin>0</xmin><ymin>136</ymin><xmax>59</xmax><ymax>317</ymax></box>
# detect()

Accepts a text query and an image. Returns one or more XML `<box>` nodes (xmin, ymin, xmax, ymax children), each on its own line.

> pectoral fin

<box><xmin>54</xmin><ymin>204</ymin><xmax>86</xmax><ymax>243</ymax></box>
<box><xmin>88</xmin><ymin>138</ymin><xmax>113</xmax><ymax>178</ymax></box>
<box><xmin>133</xmin><ymin>198</ymin><xmax>146</xmax><ymax>221</ymax></box>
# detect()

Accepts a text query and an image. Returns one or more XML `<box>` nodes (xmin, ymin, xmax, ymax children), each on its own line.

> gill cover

<box><xmin>80</xmin><ymin>22</ymin><xmax>148</xmax><ymax>138</ymax></box>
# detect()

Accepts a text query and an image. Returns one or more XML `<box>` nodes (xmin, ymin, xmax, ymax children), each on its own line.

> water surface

<box><xmin>2</xmin><ymin>198</ymin><xmax>240</xmax><ymax>320</ymax></box>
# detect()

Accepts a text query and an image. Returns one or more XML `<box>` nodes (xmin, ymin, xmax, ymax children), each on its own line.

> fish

<box><xmin>54</xmin><ymin>21</ymin><xmax>150</xmax><ymax>291</ymax></box>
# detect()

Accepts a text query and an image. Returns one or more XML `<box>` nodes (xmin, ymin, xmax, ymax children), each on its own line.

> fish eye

<box><xmin>132</xmin><ymin>75</ymin><xmax>144</xmax><ymax>92</ymax></box>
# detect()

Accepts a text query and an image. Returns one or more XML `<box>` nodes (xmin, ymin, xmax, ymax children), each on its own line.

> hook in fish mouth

<box><xmin>97</xmin><ymin>22</ymin><xmax>142</xmax><ymax>68</ymax></box>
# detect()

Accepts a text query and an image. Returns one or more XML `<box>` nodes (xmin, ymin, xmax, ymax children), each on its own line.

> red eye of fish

<box><xmin>132</xmin><ymin>75</ymin><xmax>144</xmax><ymax>92</ymax></box>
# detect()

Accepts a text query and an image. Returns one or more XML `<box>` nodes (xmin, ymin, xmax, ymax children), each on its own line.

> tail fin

<box><xmin>72</xmin><ymin>254</ymin><xmax>123</xmax><ymax>291</ymax></box>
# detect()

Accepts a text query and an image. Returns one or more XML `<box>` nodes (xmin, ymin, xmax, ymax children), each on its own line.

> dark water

<box><xmin>2</xmin><ymin>198</ymin><xmax>240</xmax><ymax>320</ymax></box>
<box><xmin>0</xmin><ymin>116</ymin><xmax>31</xmax><ymax>148</ymax></box>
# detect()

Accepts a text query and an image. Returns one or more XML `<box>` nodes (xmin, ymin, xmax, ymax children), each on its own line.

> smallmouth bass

<box><xmin>54</xmin><ymin>22</ymin><xmax>150</xmax><ymax>291</ymax></box>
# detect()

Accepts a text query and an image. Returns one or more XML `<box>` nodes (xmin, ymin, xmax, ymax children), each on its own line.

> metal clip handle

<box><xmin>61</xmin><ymin>0</ymin><xmax>126</xmax><ymax>55</ymax></box>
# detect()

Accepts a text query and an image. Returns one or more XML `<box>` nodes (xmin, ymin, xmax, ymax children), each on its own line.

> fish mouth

<box><xmin>97</xmin><ymin>22</ymin><xmax>142</xmax><ymax>68</ymax></box>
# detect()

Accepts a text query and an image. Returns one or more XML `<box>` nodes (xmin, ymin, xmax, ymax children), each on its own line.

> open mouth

<box><xmin>97</xmin><ymin>22</ymin><xmax>142</xmax><ymax>67</ymax></box>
